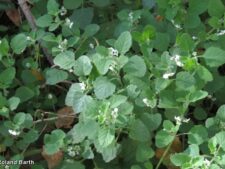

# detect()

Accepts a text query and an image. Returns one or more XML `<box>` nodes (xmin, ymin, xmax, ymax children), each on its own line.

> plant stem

<box><xmin>155</xmin><ymin>138</ymin><xmax>174</xmax><ymax>169</ymax></box>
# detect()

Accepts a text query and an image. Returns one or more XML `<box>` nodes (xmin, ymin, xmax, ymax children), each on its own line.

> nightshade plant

<box><xmin>1</xmin><ymin>0</ymin><xmax>225</xmax><ymax>169</ymax></box>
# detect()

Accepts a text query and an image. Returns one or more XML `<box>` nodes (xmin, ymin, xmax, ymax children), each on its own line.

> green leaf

<box><xmin>0</xmin><ymin>38</ymin><xmax>9</xmax><ymax>59</ymax></box>
<box><xmin>70</xmin><ymin>8</ymin><xmax>94</xmax><ymax>29</ymax></box>
<box><xmin>136</xmin><ymin>144</ymin><xmax>154</xmax><ymax>162</ymax></box>
<box><xmin>213</xmin><ymin>131</ymin><xmax>225</xmax><ymax>151</ymax></box>
<box><xmin>23</xmin><ymin>129</ymin><xmax>39</xmax><ymax>143</ymax></box>
<box><xmin>153</xmin><ymin>32</ymin><xmax>170</xmax><ymax>51</ymax></box>
<box><xmin>0</xmin><ymin>67</ymin><xmax>16</xmax><ymax>88</ymax></box>
<box><xmin>176</xmin><ymin>72</ymin><xmax>195</xmax><ymax>91</ymax></box>
<box><xmin>98</xmin><ymin>128</ymin><xmax>115</xmax><ymax>147</ymax></box>
<box><xmin>11</xmin><ymin>34</ymin><xmax>28</xmax><ymax>54</ymax></box>
<box><xmin>15</xmin><ymin>87</ymin><xmax>35</xmax><ymax>103</ymax></box>
<box><xmin>90</xmin><ymin>0</ymin><xmax>111</xmax><ymax>7</ymax></box>
<box><xmin>124</xmin><ymin>56</ymin><xmax>146</xmax><ymax>77</ymax></box>
<box><xmin>54</xmin><ymin>51</ymin><xmax>75</xmax><ymax>70</ymax></box>
<box><xmin>188</xmin><ymin>0</ymin><xmax>209</xmax><ymax>15</ymax></box>
<box><xmin>63</xmin><ymin>0</ymin><xmax>82</xmax><ymax>9</ymax></box>
<box><xmin>203</xmin><ymin>47</ymin><xmax>225</xmax><ymax>67</ymax></box>
<box><xmin>176</xmin><ymin>33</ymin><xmax>194</xmax><ymax>52</ymax></box>
<box><xmin>83</xmin><ymin>24</ymin><xmax>100</xmax><ymax>37</ymax></box>
<box><xmin>47</xmin><ymin>0</ymin><xmax>59</xmax><ymax>15</ymax></box>
<box><xmin>45</xmin><ymin>68</ymin><xmax>68</xmax><ymax>85</ymax></box>
<box><xmin>208</xmin><ymin>0</ymin><xmax>225</xmax><ymax>18</ymax></box>
<box><xmin>92</xmin><ymin>54</ymin><xmax>113</xmax><ymax>75</ymax></box>
<box><xmin>14</xmin><ymin>112</ymin><xmax>26</xmax><ymax>126</ymax></box>
<box><xmin>114</xmin><ymin>31</ymin><xmax>132</xmax><ymax>55</ymax></box>
<box><xmin>36</xmin><ymin>14</ymin><xmax>53</xmax><ymax>28</ymax></box>
<box><xmin>93</xmin><ymin>77</ymin><xmax>116</xmax><ymax>99</ymax></box>
<box><xmin>129</xmin><ymin>119</ymin><xmax>150</xmax><ymax>142</ymax></box>
<box><xmin>61</xmin><ymin>161</ymin><xmax>85</xmax><ymax>169</ymax></box>
<box><xmin>140</xmin><ymin>113</ymin><xmax>162</xmax><ymax>131</ymax></box>
<box><xmin>216</xmin><ymin>105</ymin><xmax>225</xmax><ymax>121</ymax></box>
<box><xmin>171</xmin><ymin>153</ymin><xmax>191</xmax><ymax>166</ymax></box>
<box><xmin>72</xmin><ymin>93</ymin><xmax>93</xmax><ymax>113</ymax></box>
<box><xmin>188</xmin><ymin>125</ymin><xmax>208</xmax><ymax>145</ymax></box>
<box><xmin>8</xmin><ymin>97</ymin><xmax>20</xmax><ymax>111</ymax></box>
<box><xmin>109</xmin><ymin>95</ymin><xmax>127</xmax><ymax>108</ymax></box>
<box><xmin>155</xmin><ymin>130</ymin><xmax>174</xmax><ymax>148</ymax></box>
<box><xmin>101</xmin><ymin>143</ymin><xmax>120</xmax><ymax>162</ymax></box>
<box><xmin>189</xmin><ymin>90</ymin><xmax>208</xmax><ymax>103</ymax></box>
<box><xmin>74</xmin><ymin>55</ymin><xmax>93</xmax><ymax>76</ymax></box>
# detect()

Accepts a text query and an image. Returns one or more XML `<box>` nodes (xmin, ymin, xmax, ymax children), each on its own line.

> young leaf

<box><xmin>114</xmin><ymin>31</ymin><xmax>132</xmax><ymax>55</ymax></box>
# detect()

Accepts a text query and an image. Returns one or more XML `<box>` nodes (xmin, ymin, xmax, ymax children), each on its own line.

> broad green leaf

<box><xmin>101</xmin><ymin>143</ymin><xmax>120</xmax><ymax>162</ymax></box>
<box><xmin>65</xmin><ymin>83</ymin><xmax>83</xmax><ymax>106</ymax></box>
<box><xmin>109</xmin><ymin>95</ymin><xmax>127</xmax><ymax>108</ymax></box>
<box><xmin>176</xmin><ymin>72</ymin><xmax>195</xmax><ymax>91</ymax></box>
<box><xmin>11</xmin><ymin>34</ymin><xmax>28</xmax><ymax>54</ymax></box>
<box><xmin>14</xmin><ymin>112</ymin><xmax>26</xmax><ymax>126</ymax></box>
<box><xmin>36</xmin><ymin>14</ymin><xmax>53</xmax><ymax>28</ymax></box>
<box><xmin>188</xmin><ymin>125</ymin><xmax>208</xmax><ymax>145</ymax></box>
<box><xmin>74</xmin><ymin>55</ymin><xmax>92</xmax><ymax>76</ymax></box>
<box><xmin>196</xmin><ymin>65</ymin><xmax>213</xmax><ymax>82</ymax></box>
<box><xmin>54</xmin><ymin>51</ymin><xmax>75</xmax><ymax>70</ymax></box>
<box><xmin>0</xmin><ymin>38</ymin><xmax>9</xmax><ymax>59</ymax></box>
<box><xmin>216</xmin><ymin>105</ymin><xmax>225</xmax><ymax>121</ymax></box>
<box><xmin>8</xmin><ymin>97</ymin><xmax>20</xmax><ymax>111</ymax></box>
<box><xmin>90</xmin><ymin>0</ymin><xmax>111</xmax><ymax>7</ymax></box>
<box><xmin>63</xmin><ymin>0</ymin><xmax>82</xmax><ymax>9</ymax></box>
<box><xmin>15</xmin><ymin>87</ymin><xmax>35</xmax><ymax>103</ymax></box>
<box><xmin>114</xmin><ymin>31</ymin><xmax>132</xmax><ymax>55</ymax></box>
<box><xmin>92</xmin><ymin>54</ymin><xmax>113</xmax><ymax>75</ymax></box>
<box><xmin>189</xmin><ymin>90</ymin><xmax>208</xmax><ymax>103</ymax></box>
<box><xmin>136</xmin><ymin>144</ymin><xmax>154</xmax><ymax>162</ymax></box>
<box><xmin>153</xmin><ymin>32</ymin><xmax>170</xmax><ymax>51</ymax></box>
<box><xmin>61</xmin><ymin>161</ymin><xmax>85</xmax><ymax>169</ymax></box>
<box><xmin>208</xmin><ymin>0</ymin><xmax>225</xmax><ymax>18</ymax></box>
<box><xmin>129</xmin><ymin>119</ymin><xmax>150</xmax><ymax>142</ymax></box>
<box><xmin>176</xmin><ymin>33</ymin><xmax>194</xmax><ymax>52</ymax></box>
<box><xmin>45</xmin><ymin>68</ymin><xmax>68</xmax><ymax>85</ymax></box>
<box><xmin>98</xmin><ymin>128</ymin><xmax>115</xmax><ymax>147</ymax></box>
<box><xmin>0</xmin><ymin>67</ymin><xmax>16</xmax><ymax>88</ymax></box>
<box><xmin>124</xmin><ymin>56</ymin><xmax>146</xmax><ymax>77</ymax></box>
<box><xmin>140</xmin><ymin>113</ymin><xmax>162</xmax><ymax>131</ymax></box>
<box><xmin>155</xmin><ymin>130</ymin><xmax>174</xmax><ymax>148</ymax></box>
<box><xmin>72</xmin><ymin>93</ymin><xmax>93</xmax><ymax>113</ymax></box>
<box><xmin>83</xmin><ymin>24</ymin><xmax>100</xmax><ymax>37</ymax></box>
<box><xmin>23</xmin><ymin>129</ymin><xmax>39</xmax><ymax>143</ymax></box>
<box><xmin>188</xmin><ymin>0</ymin><xmax>209</xmax><ymax>14</ymax></box>
<box><xmin>47</xmin><ymin>0</ymin><xmax>59</xmax><ymax>15</ymax></box>
<box><xmin>93</xmin><ymin>77</ymin><xmax>116</xmax><ymax>99</ymax></box>
<box><xmin>171</xmin><ymin>153</ymin><xmax>191</xmax><ymax>166</ymax></box>
<box><xmin>203</xmin><ymin>47</ymin><xmax>225</xmax><ymax>67</ymax></box>
<box><xmin>70</xmin><ymin>8</ymin><xmax>94</xmax><ymax>29</ymax></box>
<box><xmin>213</xmin><ymin>131</ymin><xmax>225</xmax><ymax>151</ymax></box>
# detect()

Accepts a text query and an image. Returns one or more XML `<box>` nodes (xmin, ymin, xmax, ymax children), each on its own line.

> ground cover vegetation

<box><xmin>1</xmin><ymin>0</ymin><xmax>225</xmax><ymax>168</ymax></box>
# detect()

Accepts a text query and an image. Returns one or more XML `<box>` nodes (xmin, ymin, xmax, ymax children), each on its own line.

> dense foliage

<box><xmin>1</xmin><ymin>0</ymin><xmax>225</xmax><ymax>168</ymax></box>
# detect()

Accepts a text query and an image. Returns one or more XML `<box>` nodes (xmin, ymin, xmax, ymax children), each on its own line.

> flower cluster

<box><xmin>108</xmin><ymin>47</ymin><xmax>119</xmax><ymax>57</ymax></box>
<box><xmin>174</xmin><ymin>116</ymin><xmax>190</xmax><ymax>125</ymax></box>
<box><xmin>162</xmin><ymin>72</ymin><xmax>175</xmax><ymax>79</ymax></box>
<box><xmin>111</xmin><ymin>108</ymin><xmax>118</xmax><ymax>119</ymax></box>
<box><xmin>216</xmin><ymin>30</ymin><xmax>225</xmax><ymax>36</ymax></box>
<box><xmin>58</xmin><ymin>39</ymin><xmax>68</xmax><ymax>52</ymax></box>
<box><xmin>67</xmin><ymin>145</ymin><xmax>81</xmax><ymax>157</ymax></box>
<box><xmin>79</xmin><ymin>82</ymin><xmax>86</xmax><ymax>91</ymax></box>
<box><xmin>65</xmin><ymin>18</ymin><xmax>74</xmax><ymax>29</ymax></box>
<box><xmin>170</xmin><ymin>54</ymin><xmax>184</xmax><ymax>67</ymax></box>
<box><xmin>60</xmin><ymin>6</ymin><xmax>67</xmax><ymax>16</ymax></box>
<box><xmin>8</xmin><ymin>129</ymin><xmax>20</xmax><ymax>136</ymax></box>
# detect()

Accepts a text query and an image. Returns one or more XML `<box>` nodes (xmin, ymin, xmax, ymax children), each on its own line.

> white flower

<box><xmin>171</xmin><ymin>20</ymin><xmax>182</xmax><ymax>30</ymax></box>
<box><xmin>89</xmin><ymin>43</ymin><xmax>94</xmax><ymax>49</ymax></box>
<box><xmin>47</xmin><ymin>94</ymin><xmax>53</xmax><ymax>99</ymax></box>
<box><xmin>128</xmin><ymin>12</ymin><xmax>134</xmax><ymax>21</ymax></box>
<box><xmin>203</xmin><ymin>158</ymin><xmax>210</xmax><ymax>167</ymax></box>
<box><xmin>60</xmin><ymin>6</ymin><xmax>67</xmax><ymax>16</ymax></box>
<box><xmin>69</xmin><ymin>69</ymin><xmax>73</xmax><ymax>73</ymax></box>
<box><xmin>67</xmin><ymin>146</ymin><xmax>73</xmax><ymax>151</ymax></box>
<box><xmin>8</xmin><ymin>129</ymin><xmax>20</xmax><ymax>136</ymax></box>
<box><xmin>65</xmin><ymin>18</ymin><xmax>73</xmax><ymax>29</ymax></box>
<box><xmin>216</xmin><ymin>30</ymin><xmax>225</xmax><ymax>36</ymax></box>
<box><xmin>25</xmin><ymin>62</ymin><xmax>31</xmax><ymax>68</ymax></box>
<box><xmin>5</xmin><ymin>165</ymin><xmax>9</xmax><ymax>169</ymax></box>
<box><xmin>174</xmin><ymin>116</ymin><xmax>182</xmax><ymax>125</ymax></box>
<box><xmin>58</xmin><ymin>39</ymin><xmax>68</xmax><ymax>51</ymax></box>
<box><xmin>143</xmin><ymin>98</ymin><xmax>149</xmax><ymax>107</ymax></box>
<box><xmin>0</xmin><ymin>40</ymin><xmax>2</xmax><ymax>44</ymax></box>
<box><xmin>182</xmin><ymin>118</ymin><xmax>190</xmax><ymax>123</ymax></box>
<box><xmin>111</xmin><ymin>108</ymin><xmax>119</xmax><ymax>119</ymax></box>
<box><xmin>192</xmin><ymin>36</ymin><xmax>197</xmax><ymax>40</ymax></box>
<box><xmin>26</xmin><ymin>36</ymin><xmax>32</xmax><ymax>41</ymax></box>
<box><xmin>170</xmin><ymin>54</ymin><xmax>184</xmax><ymax>67</ymax></box>
<box><xmin>192</xmin><ymin>52</ymin><xmax>197</xmax><ymax>56</ymax></box>
<box><xmin>68</xmin><ymin>150</ymin><xmax>76</xmax><ymax>157</ymax></box>
<box><xmin>79</xmin><ymin>82</ymin><xmax>86</xmax><ymax>91</ymax></box>
<box><xmin>108</xmin><ymin>47</ymin><xmax>119</xmax><ymax>57</ymax></box>
<box><xmin>162</xmin><ymin>72</ymin><xmax>175</xmax><ymax>79</ymax></box>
